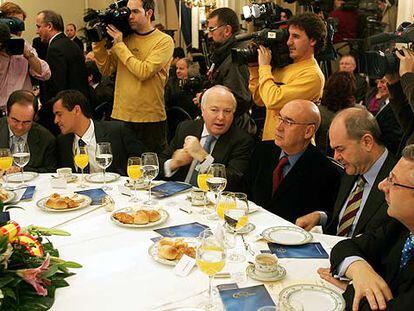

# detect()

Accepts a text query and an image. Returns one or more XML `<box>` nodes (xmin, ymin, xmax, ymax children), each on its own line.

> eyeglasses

<box><xmin>277</xmin><ymin>115</ymin><xmax>315</xmax><ymax>127</ymax></box>
<box><xmin>386</xmin><ymin>174</ymin><xmax>414</xmax><ymax>190</ymax></box>
<box><xmin>208</xmin><ymin>24</ymin><xmax>226</xmax><ymax>33</ymax></box>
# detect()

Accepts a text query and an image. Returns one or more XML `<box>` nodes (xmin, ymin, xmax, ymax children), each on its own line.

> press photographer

<box><xmin>248</xmin><ymin>11</ymin><xmax>327</xmax><ymax>141</ymax></box>
<box><xmin>93</xmin><ymin>0</ymin><xmax>174</xmax><ymax>153</ymax></box>
<box><xmin>0</xmin><ymin>2</ymin><xmax>50</xmax><ymax>114</ymax></box>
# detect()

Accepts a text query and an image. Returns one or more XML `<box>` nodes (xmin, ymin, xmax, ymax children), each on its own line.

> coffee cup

<box><xmin>254</xmin><ymin>253</ymin><xmax>278</xmax><ymax>277</ymax></box>
<box><xmin>56</xmin><ymin>167</ymin><xmax>72</xmax><ymax>179</ymax></box>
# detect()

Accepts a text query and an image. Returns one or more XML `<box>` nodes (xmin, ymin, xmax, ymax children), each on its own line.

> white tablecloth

<box><xmin>9</xmin><ymin>174</ymin><xmax>343</xmax><ymax>311</ymax></box>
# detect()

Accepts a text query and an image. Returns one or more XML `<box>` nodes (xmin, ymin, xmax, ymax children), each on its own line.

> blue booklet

<box><xmin>219</xmin><ymin>285</ymin><xmax>276</xmax><ymax>311</ymax></box>
<box><xmin>21</xmin><ymin>186</ymin><xmax>36</xmax><ymax>200</ymax></box>
<box><xmin>267</xmin><ymin>242</ymin><xmax>329</xmax><ymax>259</ymax></box>
<box><xmin>151</xmin><ymin>181</ymin><xmax>192</xmax><ymax>198</ymax></box>
<box><xmin>154</xmin><ymin>222</ymin><xmax>209</xmax><ymax>238</ymax></box>
<box><xmin>75</xmin><ymin>188</ymin><xmax>107</xmax><ymax>205</ymax></box>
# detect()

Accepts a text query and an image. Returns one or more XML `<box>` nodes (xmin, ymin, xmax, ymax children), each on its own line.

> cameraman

<box><xmin>386</xmin><ymin>47</ymin><xmax>414</xmax><ymax>155</ymax></box>
<box><xmin>0</xmin><ymin>2</ymin><xmax>50</xmax><ymax>114</ymax></box>
<box><xmin>93</xmin><ymin>0</ymin><xmax>174</xmax><ymax>153</ymax></box>
<box><xmin>249</xmin><ymin>12</ymin><xmax>326</xmax><ymax>141</ymax></box>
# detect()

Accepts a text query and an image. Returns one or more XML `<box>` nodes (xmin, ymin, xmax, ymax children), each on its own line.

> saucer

<box><xmin>225</xmin><ymin>222</ymin><xmax>256</xmax><ymax>234</ymax></box>
<box><xmin>246</xmin><ymin>263</ymin><xmax>286</xmax><ymax>282</ymax></box>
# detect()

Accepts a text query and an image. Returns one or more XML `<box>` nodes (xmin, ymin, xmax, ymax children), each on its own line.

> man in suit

<box><xmin>52</xmin><ymin>90</ymin><xmax>145</xmax><ymax>176</ymax></box>
<box><xmin>159</xmin><ymin>85</ymin><xmax>254</xmax><ymax>191</ymax></box>
<box><xmin>0</xmin><ymin>90</ymin><xmax>56</xmax><ymax>173</ymax></box>
<box><xmin>35</xmin><ymin>10</ymin><xmax>90</xmax><ymax>135</ymax></box>
<box><xmin>325</xmin><ymin>144</ymin><xmax>414</xmax><ymax>310</ymax></box>
<box><xmin>248</xmin><ymin>100</ymin><xmax>342</xmax><ymax>223</ymax></box>
<box><xmin>65</xmin><ymin>23</ymin><xmax>83</xmax><ymax>52</ymax></box>
<box><xmin>296</xmin><ymin>107</ymin><xmax>397</xmax><ymax>237</ymax></box>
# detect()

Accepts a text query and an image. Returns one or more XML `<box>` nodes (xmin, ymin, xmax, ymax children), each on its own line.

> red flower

<box><xmin>16</xmin><ymin>254</ymin><xmax>51</xmax><ymax>296</ymax></box>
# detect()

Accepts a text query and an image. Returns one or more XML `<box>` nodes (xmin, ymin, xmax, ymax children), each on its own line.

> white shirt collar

<box><xmin>75</xmin><ymin>119</ymin><xmax>94</xmax><ymax>145</ymax></box>
<box><xmin>49</xmin><ymin>32</ymin><xmax>62</xmax><ymax>45</ymax></box>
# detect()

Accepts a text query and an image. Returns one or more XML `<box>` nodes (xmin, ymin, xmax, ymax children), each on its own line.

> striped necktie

<box><xmin>400</xmin><ymin>234</ymin><xmax>414</xmax><ymax>269</ymax></box>
<box><xmin>337</xmin><ymin>176</ymin><xmax>366</xmax><ymax>237</ymax></box>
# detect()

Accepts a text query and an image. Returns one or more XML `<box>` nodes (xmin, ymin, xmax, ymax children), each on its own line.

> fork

<box><xmin>241</xmin><ymin>234</ymin><xmax>256</xmax><ymax>256</ymax></box>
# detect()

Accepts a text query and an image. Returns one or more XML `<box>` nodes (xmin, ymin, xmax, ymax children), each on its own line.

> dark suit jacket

<box><xmin>56</xmin><ymin>120</ymin><xmax>146</xmax><ymax>176</ymax></box>
<box><xmin>331</xmin><ymin>220</ymin><xmax>414</xmax><ymax>310</ymax></box>
<box><xmin>247</xmin><ymin>142</ymin><xmax>342</xmax><ymax>223</ymax></box>
<box><xmin>72</xmin><ymin>36</ymin><xmax>84</xmax><ymax>52</ymax></box>
<box><xmin>38</xmin><ymin>33</ymin><xmax>90</xmax><ymax>135</ymax></box>
<box><xmin>0</xmin><ymin>117</ymin><xmax>56</xmax><ymax>173</ymax></box>
<box><xmin>159</xmin><ymin>119</ymin><xmax>254</xmax><ymax>192</ymax></box>
<box><xmin>325</xmin><ymin>152</ymin><xmax>397</xmax><ymax>236</ymax></box>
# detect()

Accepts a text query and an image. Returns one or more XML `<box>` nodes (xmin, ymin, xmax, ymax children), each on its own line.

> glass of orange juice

<box><xmin>0</xmin><ymin>148</ymin><xmax>13</xmax><ymax>189</ymax></box>
<box><xmin>127</xmin><ymin>157</ymin><xmax>142</xmax><ymax>202</ymax></box>
<box><xmin>74</xmin><ymin>146</ymin><xmax>89</xmax><ymax>188</ymax></box>
<box><xmin>197</xmin><ymin>173</ymin><xmax>213</xmax><ymax>215</ymax></box>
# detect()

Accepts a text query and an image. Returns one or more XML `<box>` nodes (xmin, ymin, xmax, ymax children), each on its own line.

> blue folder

<box><xmin>267</xmin><ymin>242</ymin><xmax>329</xmax><ymax>259</ymax></box>
<box><xmin>75</xmin><ymin>188</ymin><xmax>108</xmax><ymax>205</ymax></box>
<box><xmin>154</xmin><ymin>222</ymin><xmax>209</xmax><ymax>238</ymax></box>
<box><xmin>219</xmin><ymin>285</ymin><xmax>276</xmax><ymax>311</ymax></box>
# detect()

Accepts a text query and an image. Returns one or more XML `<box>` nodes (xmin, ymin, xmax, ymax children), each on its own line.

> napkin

<box><xmin>267</xmin><ymin>242</ymin><xmax>329</xmax><ymax>259</ymax></box>
<box><xmin>154</xmin><ymin>222</ymin><xmax>209</xmax><ymax>238</ymax></box>
<box><xmin>75</xmin><ymin>188</ymin><xmax>108</xmax><ymax>205</ymax></box>
<box><xmin>219</xmin><ymin>284</ymin><xmax>276</xmax><ymax>311</ymax></box>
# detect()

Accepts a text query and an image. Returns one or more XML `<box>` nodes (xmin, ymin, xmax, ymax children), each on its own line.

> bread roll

<box><xmin>147</xmin><ymin>210</ymin><xmax>161</xmax><ymax>222</ymax></box>
<box><xmin>113</xmin><ymin>212</ymin><xmax>134</xmax><ymax>224</ymax></box>
<box><xmin>50</xmin><ymin>199</ymin><xmax>68</xmax><ymax>210</ymax></box>
<box><xmin>158</xmin><ymin>245</ymin><xmax>178</xmax><ymax>260</ymax></box>
<box><xmin>133</xmin><ymin>210</ymin><xmax>149</xmax><ymax>224</ymax></box>
<box><xmin>159</xmin><ymin>237</ymin><xmax>175</xmax><ymax>247</ymax></box>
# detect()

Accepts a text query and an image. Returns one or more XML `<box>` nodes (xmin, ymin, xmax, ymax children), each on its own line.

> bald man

<box><xmin>296</xmin><ymin>107</ymin><xmax>397</xmax><ymax>236</ymax></box>
<box><xmin>248</xmin><ymin>100</ymin><xmax>342</xmax><ymax>222</ymax></box>
<box><xmin>159</xmin><ymin>85</ymin><xmax>254</xmax><ymax>191</ymax></box>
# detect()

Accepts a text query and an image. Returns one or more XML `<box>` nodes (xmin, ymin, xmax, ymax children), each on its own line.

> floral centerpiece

<box><xmin>0</xmin><ymin>201</ymin><xmax>81</xmax><ymax>310</ymax></box>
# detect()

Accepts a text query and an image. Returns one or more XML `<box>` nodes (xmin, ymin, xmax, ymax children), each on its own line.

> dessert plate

<box><xmin>261</xmin><ymin>226</ymin><xmax>313</xmax><ymax>245</ymax></box>
<box><xmin>7</xmin><ymin>172</ymin><xmax>38</xmax><ymax>183</ymax></box>
<box><xmin>111</xmin><ymin>207</ymin><xmax>169</xmax><ymax>228</ymax></box>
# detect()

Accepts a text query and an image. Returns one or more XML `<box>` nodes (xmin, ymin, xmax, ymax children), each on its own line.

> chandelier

<box><xmin>184</xmin><ymin>0</ymin><xmax>217</xmax><ymax>8</ymax></box>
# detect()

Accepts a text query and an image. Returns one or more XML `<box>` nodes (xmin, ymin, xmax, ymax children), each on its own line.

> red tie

<box><xmin>273</xmin><ymin>156</ymin><xmax>289</xmax><ymax>194</ymax></box>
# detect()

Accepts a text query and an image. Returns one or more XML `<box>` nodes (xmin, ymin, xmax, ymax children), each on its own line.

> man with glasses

<box><xmin>249</xmin><ymin>12</ymin><xmax>326</xmax><ymax>141</ymax></box>
<box><xmin>247</xmin><ymin>99</ymin><xmax>341</xmax><ymax>223</ymax></box>
<box><xmin>194</xmin><ymin>8</ymin><xmax>253</xmax><ymax>133</ymax></box>
<box><xmin>324</xmin><ymin>144</ymin><xmax>414</xmax><ymax>311</ymax></box>
<box><xmin>160</xmin><ymin>85</ymin><xmax>254</xmax><ymax>191</ymax></box>
<box><xmin>296</xmin><ymin>107</ymin><xmax>397</xmax><ymax>237</ymax></box>
<box><xmin>0</xmin><ymin>90</ymin><xmax>56</xmax><ymax>173</ymax></box>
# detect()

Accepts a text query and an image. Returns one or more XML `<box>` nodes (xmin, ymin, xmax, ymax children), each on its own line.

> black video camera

<box><xmin>0</xmin><ymin>16</ymin><xmax>25</xmax><ymax>55</ymax></box>
<box><xmin>83</xmin><ymin>0</ymin><xmax>132</xmax><ymax>43</ymax></box>
<box><xmin>241</xmin><ymin>2</ymin><xmax>283</xmax><ymax>29</ymax></box>
<box><xmin>360</xmin><ymin>22</ymin><xmax>414</xmax><ymax>79</ymax></box>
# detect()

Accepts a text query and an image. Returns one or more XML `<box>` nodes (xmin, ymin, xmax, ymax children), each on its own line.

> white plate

<box><xmin>7</xmin><ymin>172</ymin><xmax>38</xmax><ymax>183</ymax></box>
<box><xmin>261</xmin><ymin>226</ymin><xmax>313</xmax><ymax>245</ymax></box>
<box><xmin>111</xmin><ymin>207</ymin><xmax>169</xmax><ymax>228</ymax></box>
<box><xmin>36</xmin><ymin>193</ymin><xmax>92</xmax><ymax>212</ymax></box>
<box><xmin>85</xmin><ymin>172</ymin><xmax>120</xmax><ymax>183</ymax></box>
<box><xmin>246</xmin><ymin>263</ymin><xmax>286</xmax><ymax>282</ymax></box>
<box><xmin>225</xmin><ymin>222</ymin><xmax>256</xmax><ymax>234</ymax></box>
<box><xmin>148</xmin><ymin>237</ymin><xmax>199</xmax><ymax>266</ymax></box>
<box><xmin>0</xmin><ymin>190</ymin><xmax>16</xmax><ymax>203</ymax></box>
<box><xmin>279</xmin><ymin>284</ymin><xmax>345</xmax><ymax>311</ymax></box>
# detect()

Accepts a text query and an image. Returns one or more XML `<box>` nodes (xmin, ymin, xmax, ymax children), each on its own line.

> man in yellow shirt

<box><xmin>249</xmin><ymin>12</ymin><xmax>326</xmax><ymax>141</ymax></box>
<box><xmin>93</xmin><ymin>0</ymin><xmax>174</xmax><ymax>153</ymax></box>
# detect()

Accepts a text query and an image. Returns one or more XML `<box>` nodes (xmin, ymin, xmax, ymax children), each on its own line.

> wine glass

<box><xmin>11</xmin><ymin>140</ymin><xmax>30</xmax><ymax>187</ymax></box>
<box><xmin>74</xmin><ymin>146</ymin><xmax>89</xmax><ymax>188</ymax></box>
<box><xmin>224</xmin><ymin>192</ymin><xmax>249</xmax><ymax>262</ymax></box>
<box><xmin>197</xmin><ymin>172</ymin><xmax>214</xmax><ymax>215</ymax></box>
<box><xmin>196</xmin><ymin>229</ymin><xmax>226</xmax><ymax>310</ymax></box>
<box><xmin>0</xmin><ymin>148</ymin><xmax>13</xmax><ymax>189</ymax></box>
<box><xmin>141</xmin><ymin>152</ymin><xmax>159</xmax><ymax>206</ymax></box>
<box><xmin>127</xmin><ymin>157</ymin><xmax>142</xmax><ymax>202</ymax></box>
<box><xmin>206</xmin><ymin>163</ymin><xmax>227</xmax><ymax>220</ymax></box>
<box><xmin>95</xmin><ymin>142</ymin><xmax>113</xmax><ymax>190</ymax></box>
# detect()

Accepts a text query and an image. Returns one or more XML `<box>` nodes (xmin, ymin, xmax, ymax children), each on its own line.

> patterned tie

<box><xmin>189</xmin><ymin>135</ymin><xmax>216</xmax><ymax>186</ymax></box>
<box><xmin>77</xmin><ymin>139</ymin><xmax>89</xmax><ymax>173</ymax></box>
<box><xmin>272</xmin><ymin>156</ymin><xmax>289</xmax><ymax>194</ymax></box>
<box><xmin>337</xmin><ymin>176</ymin><xmax>366</xmax><ymax>237</ymax></box>
<box><xmin>400</xmin><ymin>235</ymin><xmax>414</xmax><ymax>269</ymax></box>
<box><xmin>10</xmin><ymin>135</ymin><xmax>23</xmax><ymax>148</ymax></box>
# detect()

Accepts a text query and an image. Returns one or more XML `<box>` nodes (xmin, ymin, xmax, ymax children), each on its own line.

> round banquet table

<box><xmin>9</xmin><ymin>173</ymin><xmax>344</xmax><ymax>311</ymax></box>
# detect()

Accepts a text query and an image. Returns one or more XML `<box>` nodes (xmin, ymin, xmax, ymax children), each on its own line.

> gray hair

<box><xmin>335</xmin><ymin>107</ymin><xmax>384</xmax><ymax>145</ymax></box>
<box><xmin>402</xmin><ymin>144</ymin><xmax>414</xmax><ymax>184</ymax></box>
<box><xmin>38</xmin><ymin>10</ymin><xmax>64</xmax><ymax>32</ymax></box>
<box><xmin>201</xmin><ymin>85</ymin><xmax>237</xmax><ymax>112</ymax></box>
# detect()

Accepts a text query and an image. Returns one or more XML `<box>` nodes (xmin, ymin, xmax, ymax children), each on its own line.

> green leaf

<box><xmin>0</xmin><ymin>276</ymin><xmax>15</xmax><ymax>287</ymax></box>
<box><xmin>60</xmin><ymin>261</ymin><xmax>82</xmax><ymax>269</ymax></box>
<box><xmin>26</xmin><ymin>226</ymin><xmax>71</xmax><ymax>236</ymax></box>
<box><xmin>39</xmin><ymin>265</ymin><xmax>58</xmax><ymax>278</ymax></box>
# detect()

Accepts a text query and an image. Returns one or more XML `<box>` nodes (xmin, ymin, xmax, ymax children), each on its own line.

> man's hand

<box><xmin>397</xmin><ymin>47</ymin><xmax>414</xmax><ymax>77</ymax></box>
<box><xmin>346</xmin><ymin>260</ymin><xmax>393</xmax><ymax>311</ymax></box>
<box><xmin>317</xmin><ymin>267</ymin><xmax>348</xmax><ymax>291</ymax></box>
<box><xmin>384</xmin><ymin>72</ymin><xmax>400</xmax><ymax>85</ymax></box>
<box><xmin>170</xmin><ymin>149</ymin><xmax>192</xmax><ymax>171</ymax></box>
<box><xmin>106</xmin><ymin>24</ymin><xmax>123</xmax><ymax>45</ymax></box>
<box><xmin>295</xmin><ymin>211</ymin><xmax>321</xmax><ymax>231</ymax></box>
<box><xmin>258</xmin><ymin>45</ymin><xmax>272</xmax><ymax>66</ymax></box>
<box><xmin>183</xmin><ymin>136</ymin><xmax>208</xmax><ymax>162</ymax></box>
<box><xmin>193</xmin><ymin>92</ymin><xmax>202</xmax><ymax>107</ymax></box>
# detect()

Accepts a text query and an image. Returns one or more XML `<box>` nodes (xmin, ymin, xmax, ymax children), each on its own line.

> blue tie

<box><xmin>77</xmin><ymin>139</ymin><xmax>89</xmax><ymax>173</ymax></box>
<box><xmin>189</xmin><ymin>135</ymin><xmax>216</xmax><ymax>186</ymax></box>
<box><xmin>400</xmin><ymin>234</ymin><xmax>414</xmax><ymax>269</ymax></box>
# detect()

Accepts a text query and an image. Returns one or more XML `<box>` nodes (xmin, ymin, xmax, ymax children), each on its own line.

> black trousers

<box><xmin>122</xmin><ymin>120</ymin><xmax>167</xmax><ymax>154</ymax></box>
